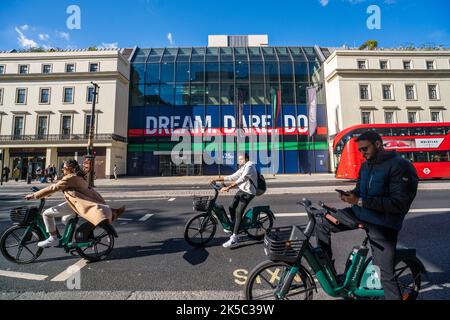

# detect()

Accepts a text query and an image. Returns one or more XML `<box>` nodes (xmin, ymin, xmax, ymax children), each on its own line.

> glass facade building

<box><xmin>128</xmin><ymin>47</ymin><xmax>331</xmax><ymax>176</ymax></box>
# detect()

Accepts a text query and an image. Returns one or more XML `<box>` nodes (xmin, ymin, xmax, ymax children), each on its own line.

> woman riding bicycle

<box><xmin>25</xmin><ymin>159</ymin><xmax>125</xmax><ymax>248</ymax></box>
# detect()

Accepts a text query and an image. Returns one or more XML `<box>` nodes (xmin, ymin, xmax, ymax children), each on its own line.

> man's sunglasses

<box><xmin>358</xmin><ymin>146</ymin><xmax>370</xmax><ymax>153</ymax></box>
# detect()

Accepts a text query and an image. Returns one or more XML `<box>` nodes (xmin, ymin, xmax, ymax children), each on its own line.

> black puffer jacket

<box><xmin>351</xmin><ymin>151</ymin><xmax>419</xmax><ymax>231</ymax></box>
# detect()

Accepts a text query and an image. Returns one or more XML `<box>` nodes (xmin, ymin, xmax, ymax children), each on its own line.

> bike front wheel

<box><xmin>395</xmin><ymin>258</ymin><xmax>422</xmax><ymax>300</ymax></box>
<box><xmin>184</xmin><ymin>213</ymin><xmax>217</xmax><ymax>248</ymax></box>
<box><xmin>0</xmin><ymin>225</ymin><xmax>45</xmax><ymax>264</ymax></box>
<box><xmin>245</xmin><ymin>260</ymin><xmax>315</xmax><ymax>300</ymax></box>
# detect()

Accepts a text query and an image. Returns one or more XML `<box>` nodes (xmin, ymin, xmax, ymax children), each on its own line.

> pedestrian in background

<box><xmin>114</xmin><ymin>164</ymin><xmax>118</xmax><ymax>180</ymax></box>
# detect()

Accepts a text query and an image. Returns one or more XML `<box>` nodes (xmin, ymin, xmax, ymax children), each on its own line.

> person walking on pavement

<box><xmin>315</xmin><ymin>131</ymin><xmax>419</xmax><ymax>300</ymax></box>
<box><xmin>113</xmin><ymin>164</ymin><xmax>118</xmax><ymax>180</ymax></box>
<box><xmin>25</xmin><ymin>159</ymin><xmax>126</xmax><ymax>248</ymax></box>
<box><xmin>12</xmin><ymin>167</ymin><xmax>20</xmax><ymax>182</ymax></box>
<box><xmin>2</xmin><ymin>166</ymin><xmax>10</xmax><ymax>183</ymax></box>
<box><xmin>209</xmin><ymin>154</ymin><xmax>258</xmax><ymax>248</ymax></box>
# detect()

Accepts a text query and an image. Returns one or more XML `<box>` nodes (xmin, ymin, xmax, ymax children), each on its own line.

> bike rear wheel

<box><xmin>395</xmin><ymin>258</ymin><xmax>422</xmax><ymax>300</ymax></box>
<box><xmin>245</xmin><ymin>260</ymin><xmax>314</xmax><ymax>300</ymax></box>
<box><xmin>0</xmin><ymin>225</ymin><xmax>45</xmax><ymax>264</ymax></box>
<box><xmin>245</xmin><ymin>212</ymin><xmax>274</xmax><ymax>240</ymax></box>
<box><xmin>76</xmin><ymin>223</ymin><xmax>115</xmax><ymax>262</ymax></box>
<box><xmin>184</xmin><ymin>214</ymin><xmax>217</xmax><ymax>248</ymax></box>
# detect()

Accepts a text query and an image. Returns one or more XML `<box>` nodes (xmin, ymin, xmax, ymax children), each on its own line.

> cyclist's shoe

<box><xmin>222</xmin><ymin>235</ymin><xmax>238</xmax><ymax>248</ymax></box>
<box><xmin>37</xmin><ymin>236</ymin><xmax>59</xmax><ymax>248</ymax></box>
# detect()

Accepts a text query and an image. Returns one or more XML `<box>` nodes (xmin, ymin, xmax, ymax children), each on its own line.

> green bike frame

<box><xmin>211</xmin><ymin>204</ymin><xmax>274</xmax><ymax>232</ymax></box>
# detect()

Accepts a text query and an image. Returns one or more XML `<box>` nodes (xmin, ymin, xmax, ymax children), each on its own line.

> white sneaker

<box><xmin>222</xmin><ymin>235</ymin><xmax>238</xmax><ymax>248</ymax></box>
<box><xmin>37</xmin><ymin>236</ymin><xmax>58</xmax><ymax>248</ymax></box>
<box><xmin>223</xmin><ymin>228</ymin><xmax>232</xmax><ymax>234</ymax></box>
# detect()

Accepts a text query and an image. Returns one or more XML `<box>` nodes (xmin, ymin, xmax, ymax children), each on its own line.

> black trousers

<box><xmin>315</xmin><ymin>207</ymin><xmax>402</xmax><ymax>300</ymax></box>
<box><xmin>229</xmin><ymin>190</ymin><xmax>255</xmax><ymax>235</ymax></box>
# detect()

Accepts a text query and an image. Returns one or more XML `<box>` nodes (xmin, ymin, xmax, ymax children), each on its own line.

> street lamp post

<box><xmin>86</xmin><ymin>82</ymin><xmax>99</xmax><ymax>188</ymax></box>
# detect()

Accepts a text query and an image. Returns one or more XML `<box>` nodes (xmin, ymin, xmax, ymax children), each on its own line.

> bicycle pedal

<box><xmin>69</xmin><ymin>250</ymin><xmax>79</xmax><ymax>257</ymax></box>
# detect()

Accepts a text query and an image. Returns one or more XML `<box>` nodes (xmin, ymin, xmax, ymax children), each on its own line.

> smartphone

<box><xmin>335</xmin><ymin>189</ymin><xmax>351</xmax><ymax>197</ymax></box>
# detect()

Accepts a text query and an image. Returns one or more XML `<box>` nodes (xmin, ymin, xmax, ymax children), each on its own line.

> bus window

<box><xmin>376</xmin><ymin>128</ymin><xmax>393</xmax><ymax>137</ymax></box>
<box><xmin>399</xmin><ymin>152</ymin><xmax>413</xmax><ymax>162</ymax></box>
<box><xmin>413</xmin><ymin>152</ymin><xmax>430</xmax><ymax>163</ymax></box>
<box><xmin>425</xmin><ymin>126</ymin><xmax>445</xmax><ymax>136</ymax></box>
<box><xmin>429</xmin><ymin>151</ymin><xmax>450</xmax><ymax>162</ymax></box>
<box><xmin>394</xmin><ymin>127</ymin><xmax>410</xmax><ymax>137</ymax></box>
<box><xmin>410</xmin><ymin>127</ymin><xmax>427</xmax><ymax>136</ymax></box>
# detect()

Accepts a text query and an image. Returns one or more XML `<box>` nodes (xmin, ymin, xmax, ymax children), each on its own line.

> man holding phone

<box><xmin>315</xmin><ymin>131</ymin><xmax>419</xmax><ymax>300</ymax></box>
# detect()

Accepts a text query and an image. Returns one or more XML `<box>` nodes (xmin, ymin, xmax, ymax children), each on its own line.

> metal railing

<box><xmin>0</xmin><ymin>133</ymin><xmax>127</xmax><ymax>143</ymax></box>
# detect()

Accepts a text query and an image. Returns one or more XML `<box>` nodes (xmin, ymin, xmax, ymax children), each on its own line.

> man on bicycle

<box><xmin>209</xmin><ymin>153</ymin><xmax>257</xmax><ymax>248</ymax></box>
<box><xmin>316</xmin><ymin>131</ymin><xmax>419</xmax><ymax>300</ymax></box>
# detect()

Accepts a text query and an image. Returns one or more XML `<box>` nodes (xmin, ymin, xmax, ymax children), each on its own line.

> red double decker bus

<box><xmin>333</xmin><ymin>123</ymin><xmax>450</xmax><ymax>180</ymax></box>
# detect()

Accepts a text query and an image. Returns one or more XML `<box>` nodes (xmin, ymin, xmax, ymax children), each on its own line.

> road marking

<box><xmin>117</xmin><ymin>218</ymin><xmax>133</xmax><ymax>221</ymax></box>
<box><xmin>276</xmin><ymin>213</ymin><xmax>307</xmax><ymax>218</ymax></box>
<box><xmin>139</xmin><ymin>214</ymin><xmax>154</xmax><ymax>222</ymax></box>
<box><xmin>275</xmin><ymin>208</ymin><xmax>450</xmax><ymax>218</ymax></box>
<box><xmin>0</xmin><ymin>270</ymin><xmax>48</xmax><ymax>281</ymax></box>
<box><xmin>168</xmin><ymin>198</ymin><xmax>176</xmax><ymax>202</ymax></box>
<box><xmin>410</xmin><ymin>208</ymin><xmax>450</xmax><ymax>213</ymax></box>
<box><xmin>111</xmin><ymin>198</ymin><xmax>166</xmax><ymax>202</ymax></box>
<box><xmin>51</xmin><ymin>259</ymin><xmax>88</xmax><ymax>282</ymax></box>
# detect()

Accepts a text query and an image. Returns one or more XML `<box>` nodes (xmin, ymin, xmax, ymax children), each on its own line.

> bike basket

<box><xmin>10</xmin><ymin>206</ymin><xmax>38</xmax><ymax>225</ymax></box>
<box><xmin>193</xmin><ymin>196</ymin><xmax>213</xmax><ymax>212</ymax></box>
<box><xmin>264</xmin><ymin>226</ymin><xmax>306</xmax><ymax>263</ymax></box>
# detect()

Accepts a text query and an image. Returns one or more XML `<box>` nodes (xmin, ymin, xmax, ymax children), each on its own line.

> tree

<box><xmin>359</xmin><ymin>40</ymin><xmax>378</xmax><ymax>50</ymax></box>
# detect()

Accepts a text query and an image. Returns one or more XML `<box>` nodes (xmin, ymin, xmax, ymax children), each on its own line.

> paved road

<box><xmin>0</xmin><ymin>186</ymin><xmax>449</xmax><ymax>300</ymax></box>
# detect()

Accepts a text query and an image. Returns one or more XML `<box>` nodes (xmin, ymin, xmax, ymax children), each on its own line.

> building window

<box><xmin>426</xmin><ymin>61</ymin><xmax>435</xmax><ymax>70</ymax></box>
<box><xmin>13</xmin><ymin>116</ymin><xmax>24</xmax><ymax>138</ymax></box>
<box><xmin>89</xmin><ymin>63</ymin><xmax>99</xmax><ymax>72</ymax></box>
<box><xmin>19</xmin><ymin>65</ymin><xmax>29</xmax><ymax>74</ymax></box>
<box><xmin>357</xmin><ymin>60</ymin><xmax>367</xmax><ymax>70</ymax></box>
<box><xmin>361</xmin><ymin>111</ymin><xmax>373</xmax><ymax>124</ymax></box>
<box><xmin>16</xmin><ymin>88</ymin><xmax>27</xmax><ymax>104</ymax></box>
<box><xmin>85</xmin><ymin>114</ymin><xmax>93</xmax><ymax>135</ymax></box>
<box><xmin>359</xmin><ymin>84</ymin><xmax>370</xmax><ymax>100</ymax></box>
<box><xmin>408</xmin><ymin>111</ymin><xmax>419</xmax><ymax>123</ymax></box>
<box><xmin>42</xmin><ymin>64</ymin><xmax>52</xmax><ymax>74</ymax></box>
<box><xmin>39</xmin><ymin>88</ymin><xmax>50</xmax><ymax>104</ymax></box>
<box><xmin>382</xmin><ymin>84</ymin><xmax>394</xmax><ymax>100</ymax></box>
<box><xmin>0</xmin><ymin>65</ymin><xmax>5</xmax><ymax>74</ymax></box>
<box><xmin>431</xmin><ymin>111</ymin><xmax>443</xmax><ymax>122</ymax></box>
<box><xmin>380</xmin><ymin>60</ymin><xmax>389</xmax><ymax>70</ymax></box>
<box><xmin>63</xmin><ymin>87</ymin><xmax>74</xmax><ymax>103</ymax></box>
<box><xmin>65</xmin><ymin>64</ymin><xmax>75</xmax><ymax>73</ymax></box>
<box><xmin>428</xmin><ymin>84</ymin><xmax>439</xmax><ymax>100</ymax></box>
<box><xmin>403</xmin><ymin>60</ymin><xmax>412</xmax><ymax>70</ymax></box>
<box><xmin>385</xmin><ymin>111</ymin><xmax>396</xmax><ymax>124</ymax></box>
<box><xmin>86</xmin><ymin>86</ymin><xmax>98</xmax><ymax>103</ymax></box>
<box><xmin>61</xmin><ymin>115</ymin><xmax>72</xmax><ymax>138</ymax></box>
<box><xmin>37</xmin><ymin>115</ymin><xmax>48</xmax><ymax>139</ymax></box>
<box><xmin>405</xmin><ymin>85</ymin><xmax>416</xmax><ymax>100</ymax></box>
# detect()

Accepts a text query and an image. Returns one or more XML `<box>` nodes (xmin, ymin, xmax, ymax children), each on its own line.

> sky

<box><xmin>0</xmin><ymin>0</ymin><xmax>449</xmax><ymax>50</ymax></box>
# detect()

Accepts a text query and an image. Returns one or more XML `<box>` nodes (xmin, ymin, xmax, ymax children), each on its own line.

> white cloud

<box><xmin>39</xmin><ymin>34</ymin><xmax>50</xmax><ymax>41</ymax></box>
<box><xmin>19</xmin><ymin>24</ymin><xmax>30</xmax><ymax>31</ymax></box>
<box><xmin>15</xmin><ymin>27</ymin><xmax>38</xmax><ymax>48</ymax></box>
<box><xmin>57</xmin><ymin>31</ymin><xmax>70</xmax><ymax>41</ymax></box>
<box><xmin>167</xmin><ymin>32</ymin><xmax>174</xmax><ymax>45</ymax></box>
<box><xmin>100</xmin><ymin>42</ymin><xmax>119</xmax><ymax>49</ymax></box>
<box><xmin>320</xmin><ymin>0</ymin><xmax>329</xmax><ymax>6</ymax></box>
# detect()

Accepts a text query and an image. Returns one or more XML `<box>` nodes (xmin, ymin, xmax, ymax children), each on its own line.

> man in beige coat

<box><xmin>25</xmin><ymin>160</ymin><xmax>124</xmax><ymax>248</ymax></box>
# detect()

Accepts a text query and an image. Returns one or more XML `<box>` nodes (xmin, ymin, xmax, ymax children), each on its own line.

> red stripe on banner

<box><xmin>128</xmin><ymin>127</ymin><xmax>328</xmax><ymax>138</ymax></box>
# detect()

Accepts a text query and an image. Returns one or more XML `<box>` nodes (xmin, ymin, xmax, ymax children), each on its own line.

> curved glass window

<box><xmin>160</xmin><ymin>84</ymin><xmax>174</xmax><ymax>105</ymax></box>
<box><xmin>145</xmin><ymin>63</ymin><xmax>160</xmax><ymax>83</ymax></box>
<box><xmin>265</xmin><ymin>62</ymin><xmax>279</xmax><ymax>82</ymax></box>
<box><xmin>175</xmin><ymin>84</ymin><xmax>190</xmax><ymax>106</ymax></box>
<box><xmin>175</xmin><ymin>63</ymin><xmax>190</xmax><ymax>83</ymax></box>
<box><xmin>279</xmin><ymin>62</ymin><xmax>294</xmax><ymax>82</ymax></box>
<box><xmin>221</xmin><ymin>83</ymin><xmax>235</xmax><ymax>105</ymax></box>
<box><xmin>160</xmin><ymin>62</ymin><xmax>174</xmax><ymax>83</ymax></box>
<box><xmin>205</xmin><ymin>63</ymin><xmax>219</xmax><ymax>82</ymax></box>
<box><xmin>131</xmin><ymin>63</ymin><xmax>146</xmax><ymax>84</ymax></box>
<box><xmin>190</xmin><ymin>84</ymin><xmax>205</xmax><ymax>105</ymax></box>
<box><xmin>190</xmin><ymin>63</ymin><xmax>205</xmax><ymax>82</ymax></box>
<box><xmin>220</xmin><ymin>63</ymin><xmax>235</xmax><ymax>82</ymax></box>
<box><xmin>206</xmin><ymin>83</ymin><xmax>220</xmax><ymax>105</ymax></box>
<box><xmin>250</xmin><ymin>63</ymin><xmax>265</xmax><ymax>82</ymax></box>
<box><xmin>145</xmin><ymin>84</ymin><xmax>160</xmax><ymax>105</ymax></box>
<box><xmin>235</xmin><ymin>61</ymin><xmax>249</xmax><ymax>82</ymax></box>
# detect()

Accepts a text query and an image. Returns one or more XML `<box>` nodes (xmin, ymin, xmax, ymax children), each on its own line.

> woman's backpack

<box><xmin>250</xmin><ymin>170</ymin><xmax>267</xmax><ymax>196</ymax></box>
